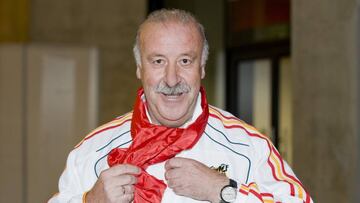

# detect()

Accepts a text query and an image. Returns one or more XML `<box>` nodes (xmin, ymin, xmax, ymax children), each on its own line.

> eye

<box><xmin>152</xmin><ymin>58</ymin><xmax>165</xmax><ymax>65</ymax></box>
<box><xmin>179</xmin><ymin>58</ymin><xmax>192</xmax><ymax>66</ymax></box>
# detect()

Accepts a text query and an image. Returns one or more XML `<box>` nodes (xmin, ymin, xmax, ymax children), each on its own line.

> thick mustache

<box><xmin>155</xmin><ymin>82</ymin><xmax>191</xmax><ymax>95</ymax></box>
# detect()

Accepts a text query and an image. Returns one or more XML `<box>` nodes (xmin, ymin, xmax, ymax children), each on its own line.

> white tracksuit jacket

<box><xmin>49</xmin><ymin>104</ymin><xmax>312</xmax><ymax>203</ymax></box>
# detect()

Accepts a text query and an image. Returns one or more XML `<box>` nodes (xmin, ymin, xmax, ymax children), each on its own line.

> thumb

<box><xmin>165</xmin><ymin>157</ymin><xmax>190</xmax><ymax>170</ymax></box>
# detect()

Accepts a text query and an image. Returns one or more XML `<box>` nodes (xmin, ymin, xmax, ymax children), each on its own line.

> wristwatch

<box><xmin>219</xmin><ymin>178</ymin><xmax>238</xmax><ymax>203</ymax></box>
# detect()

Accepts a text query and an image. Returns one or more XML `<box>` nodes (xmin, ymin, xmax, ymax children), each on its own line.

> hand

<box><xmin>86</xmin><ymin>164</ymin><xmax>141</xmax><ymax>203</ymax></box>
<box><xmin>164</xmin><ymin>157</ymin><xmax>229</xmax><ymax>203</ymax></box>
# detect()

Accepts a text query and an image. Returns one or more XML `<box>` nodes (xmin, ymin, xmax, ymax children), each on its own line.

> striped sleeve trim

<box><xmin>74</xmin><ymin>112</ymin><xmax>133</xmax><ymax>148</ymax></box>
<box><xmin>209</xmin><ymin>107</ymin><xmax>311</xmax><ymax>203</ymax></box>
<box><xmin>239</xmin><ymin>182</ymin><xmax>277</xmax><ymax>202</ymax></box>
<box><xmin>239</xmin><ymin>182</ymin><xmax>265</xmax><ymax>202</ymax></box>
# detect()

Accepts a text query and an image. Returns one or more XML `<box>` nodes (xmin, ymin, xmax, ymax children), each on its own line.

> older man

<box><xmin>49</xmin><ymin>9</ymin><xmax>312</xmax><ymax>203</ymax></box>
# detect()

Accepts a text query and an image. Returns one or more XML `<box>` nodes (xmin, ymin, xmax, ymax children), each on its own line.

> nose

<box><xmin>164</xmin><ymin>63</ymin><xmax>180</xmax><ymax>87</ymax></box>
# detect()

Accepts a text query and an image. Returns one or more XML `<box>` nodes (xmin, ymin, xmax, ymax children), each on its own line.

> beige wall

<box><xmin>292</xmin><ymin>0</ymin><xmax>359</xmax><ymax>202</ymax></box>
<box><xmin>30</xmin><ymin>0</ymin><xmax>147</xmax><ymax>123</ymax></box>
<box><xmin>0</xmin><ymin>44</ymin><xmax>99</xmax><ymax>203</ymax></box>
<box><xmin>0</xmin><ymin>45</ymin><xmax>24</xmax><ymax>203</ymax></box>
<box><xmin>25</xmin><ymin>45</ymin><xmax>99</xmax><ymax>202</ymax></box>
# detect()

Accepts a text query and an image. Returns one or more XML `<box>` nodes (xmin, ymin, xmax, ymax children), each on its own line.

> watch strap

<box><xmin>229</xmin><ymin>178</ymin><xmax>237</xmax><ymax>188</ymax></box>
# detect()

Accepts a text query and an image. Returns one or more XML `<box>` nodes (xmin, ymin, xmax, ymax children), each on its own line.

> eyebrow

<box><xmin>147</xmin><ymin>54</ymin><xmax>165</xmax><ymax>59</ymax></box>
<box><xmin>146</xmin><ymin>51</ymin><xmax>199</xmax><ymax>59</ymax></box>
<box><xmin>180</xmin><ymin>53</ymin><xmax>199</xmax><ymax>60</ymax></box>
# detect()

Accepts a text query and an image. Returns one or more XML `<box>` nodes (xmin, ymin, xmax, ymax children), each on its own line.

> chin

<box><xmin>157</xmin><ymin>109</ymin><xmax>189</xmax><ymax>127</ymax></box>
<box><xmin>159</xmin><ymin>120</ymin><xmax>186</xmax><ymax>128</ymax></box>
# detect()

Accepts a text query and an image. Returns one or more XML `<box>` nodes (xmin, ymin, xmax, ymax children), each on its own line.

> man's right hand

<box><xmin>85</xmin><ymin>164</ymin><xmax>141</xmax><ymax>203</ymax></box>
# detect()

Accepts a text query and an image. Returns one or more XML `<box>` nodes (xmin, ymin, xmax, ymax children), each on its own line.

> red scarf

<box><xmin>107</xmin><ymin>87</ymin><xmax>209</xmax><ymax>203</ymax></box>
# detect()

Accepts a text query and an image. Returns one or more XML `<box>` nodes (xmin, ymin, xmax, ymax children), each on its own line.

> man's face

<box><xmin>136</xmin><ymin>21</ymin><xmax>205</xmax><ymax>127</ymax></box>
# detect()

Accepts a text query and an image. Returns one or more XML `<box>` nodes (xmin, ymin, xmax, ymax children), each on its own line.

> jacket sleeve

<box><xmin>234</xmin><ymin>139</ymin><xmax>313</xmax><ymax>203</ymax></box>
<box><xmin>48</xmin><ymin>150</ymin><xmax>85</xmax><ymax>203</ymax></box>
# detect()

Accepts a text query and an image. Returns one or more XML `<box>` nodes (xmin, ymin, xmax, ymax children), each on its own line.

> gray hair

<box><xmin>133</xmin><ymin>9</ymin><xmax>209</xmax><ymax>67</ymax></box>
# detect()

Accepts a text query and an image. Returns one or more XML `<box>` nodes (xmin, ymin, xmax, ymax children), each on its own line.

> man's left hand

<box><xmin>164</xmin><ymin>157</ymin><xmax>229</xmax><ymax>203</ymax></box>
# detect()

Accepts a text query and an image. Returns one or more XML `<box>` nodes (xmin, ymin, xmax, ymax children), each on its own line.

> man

<box><xmin>49</xmin><ymin>9</ymin><xmax>312</xmax><ymax>203</ymax></box>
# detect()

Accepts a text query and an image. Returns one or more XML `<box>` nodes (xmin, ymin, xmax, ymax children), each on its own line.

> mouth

<box><xmin>162</xmin><ymin>92</ymin><xmax>183</xmax><ymax>97</ymax></box>
<box><xmin>160</xmin><ymin>92</ymin><xmax>185</xmax><ymax>101</ymax></box>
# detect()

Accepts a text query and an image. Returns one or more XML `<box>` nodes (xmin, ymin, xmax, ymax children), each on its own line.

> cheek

<box><xmin>144</xmin><ymin>76</ymin><xmax>159</xmax><ymax>87</ymax></box>
<box><xmin>185</xmin><ymin>71</ymin><xmax>202</xmax><ymax>86</ymax></box>
<box><xmin>142</xmin><ymin>70</ymin><xmax>161</xmax><ymax>87</ymax></box>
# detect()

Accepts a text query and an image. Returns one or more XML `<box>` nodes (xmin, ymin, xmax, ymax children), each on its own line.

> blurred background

<box><xmin>0</xmin><ymin>0</ymin><xmax>359</xmax><ymax>202</ymax></box>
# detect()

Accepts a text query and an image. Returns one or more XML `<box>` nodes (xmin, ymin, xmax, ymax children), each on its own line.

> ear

<box><xmin>201</xmin><ymin>65</ymin><xmax>205</xmax><ymax>79</ymax></box>
<box><xmin>136</xmin><ymin>65</ymin><xmax>142</xmax><ymax>79</ymax></box>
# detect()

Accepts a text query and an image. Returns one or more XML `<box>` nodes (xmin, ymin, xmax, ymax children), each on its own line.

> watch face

<box><xmin>221</xmin><ymin>186</ymin><xmax>237</xmax><ymax>202</ymax></box>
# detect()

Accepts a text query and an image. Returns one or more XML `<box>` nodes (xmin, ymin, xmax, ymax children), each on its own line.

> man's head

<box><xmin>134</xmin><ymin>9</ymin><xmax>209</xmax><ymax>127</ymax></box>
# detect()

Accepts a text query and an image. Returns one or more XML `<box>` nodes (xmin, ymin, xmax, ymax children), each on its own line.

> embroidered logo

<box><xmin>210</xmin><ymin>164</ymin><xmax>229</xmax><ymax>174</ymax></box>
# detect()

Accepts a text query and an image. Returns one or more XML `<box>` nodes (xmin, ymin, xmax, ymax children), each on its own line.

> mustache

<box><xmin>154</xmin><ymin>82</ymin><xmax>191</xmax><ymax>95</ymax></box>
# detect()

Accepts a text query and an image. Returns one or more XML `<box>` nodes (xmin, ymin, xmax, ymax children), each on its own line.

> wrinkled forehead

<box><xmin>139</xmin><ymin>21</ymin><xmax>203</xmax><ymax>47</ymax></box>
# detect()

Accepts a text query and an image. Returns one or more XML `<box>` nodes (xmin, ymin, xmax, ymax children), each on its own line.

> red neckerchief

<box><xmin>107</xmin><ymin>86</ymin><xmax>209</xmax><ymax>203</ymax></box>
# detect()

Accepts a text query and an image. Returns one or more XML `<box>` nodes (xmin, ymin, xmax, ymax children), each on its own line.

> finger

<box><xmin>165</xmin><ymin>157</ymin><xmax>188</xmax><ymax>170</ymax></box>
<box><xmin>120</xmin><ymin>185</ymin><xmax>125</xmax><ymax>195</ymax></box>
<box><xmin>103</xmin><ymin>184</ymin><xmax>126</xmax><ymax>197</ymax></box>
<box><xmin>111</xmin><ymin>192</ymin><xmax>134</xmax><ymax>203</ymax></box>
<box><xmin>171</xmin><ymin>185</ymin><xmax>187</xmax><ymax>196</ymax></box>
<box><xmin>115</xmin><ymin>174</ymin><xmax>138</xmax><ymax>186</ymax></box>
<box><xmin>123</xmin><ymin>184</ymin><xmax>135</xmax><ymax>194</ymax></box>
<box><xmin>164</xmin><ymin>167</ymin><xmax>181</xmax><ymax>180</ymax></box>
<box><xmin>164</xmin><ymin>159</ymin><xmax>172</xmax><ymax>170</ymax></box>
<box><xmin>166</xmin><ymin>178</ymin><xmax>175</xmax><ymax>188</ymax></box>
<box><xmin>121</xmin><ymin>193</ymin><xmax>134</xmax><ymax>202</ymax></box>
<box><xmin>166</xmin><ymin>176</ymin><xmax>183</xmax><ymax>188</ymax></box>
<box><xmin>109</xmin><ymin>164</ymin><xmax>141</xmax><ymax>176</ymax></box>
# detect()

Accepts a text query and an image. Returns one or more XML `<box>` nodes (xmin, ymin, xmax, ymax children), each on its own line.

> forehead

<box><xmin>139</xmin><ymin>21</ymin><xmax>203</xmax><ymax>55</ymax></box>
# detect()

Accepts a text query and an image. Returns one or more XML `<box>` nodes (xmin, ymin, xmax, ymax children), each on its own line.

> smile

<box><xmin>160</xmin><ymin>92</ymin><xmax>185</xmax><ymax>101</ymax></box>
<box><xmin>162</xmin><ymin>92</ymin><xmax>183</xmax><ymax>97</ymax></box>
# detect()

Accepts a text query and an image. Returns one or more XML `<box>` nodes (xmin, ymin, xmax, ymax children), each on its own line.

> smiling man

<box><xmin>136</xmin><ymin>16</ymin><xmax>205</xmax><ymax>127</ymax></box>
<box><xmin>49</xmin><ymin>9</ymin><xmax>313</xmax><ymax>203</ymax></box>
